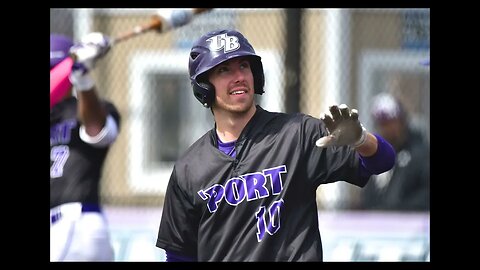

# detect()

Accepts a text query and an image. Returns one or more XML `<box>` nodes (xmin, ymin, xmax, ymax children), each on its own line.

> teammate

<box><xmin>359</xmin><ymin>93</ymin><xmax>429</xmax><ymax>211</ymax></box>
<box><xmin>155</xmin><ymin>29</ymin><xmax>396</xmax><ymax>261</ymax></box>
<box><xmin>50</xmin><ymin>33</ymin><xmax>121</xmax><ymax>261</ymax></box>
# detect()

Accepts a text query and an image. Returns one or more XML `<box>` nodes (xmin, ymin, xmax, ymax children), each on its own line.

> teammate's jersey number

<box><xmin>255</xmin><ymin>199</ymin><xmax>284</xmax><ymax>242</ymax></box>
<box><xmin>50</xmin><ymin>145</ymin><xmax>70</xmax><ymax>178</ymax></box>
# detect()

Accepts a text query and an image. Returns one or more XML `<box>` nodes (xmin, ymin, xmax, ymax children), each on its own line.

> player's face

<box><xmin>208</xmin><ymin>57</ymin><xmax>255</xmax><ymax>114</ymax></box>
<box><xmin>376</xmin><ymin>118</ymin><xmax>404</xmax><ymax>149</ymax></box>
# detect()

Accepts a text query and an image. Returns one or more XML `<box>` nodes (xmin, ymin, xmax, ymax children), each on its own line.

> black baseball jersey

<box><xmin>50</xmin><ymin>96</ymin><xmax>120</xmax><ymax>208</ymax></box>
<box><xmin>156</xmin><ymin>105</ymin><xmax>368</xmax><ymax>261</ymax></box>
<box><xmin>361</xmin><ymin>128</ymin><xmax>429</xmax><ymax>211</ymax></box>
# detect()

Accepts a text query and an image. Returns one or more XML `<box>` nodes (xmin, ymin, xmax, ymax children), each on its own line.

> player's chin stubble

<box><xmin>215</xmin><ymin>95</ymin><xmax>255</xmax><ymax>114</ymax></box>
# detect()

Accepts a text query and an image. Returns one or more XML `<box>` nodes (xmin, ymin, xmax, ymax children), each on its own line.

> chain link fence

<box><xmin>51</xmin><ymin>8</ymin><xmax>429</xmax><ymax>211</ymax></box>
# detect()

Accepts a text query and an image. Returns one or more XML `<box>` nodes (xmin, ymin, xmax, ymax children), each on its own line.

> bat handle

<box><xmin>112</xmin><ymin>16</ymin><xmax>162</xmax><ymax>45</ymax></box>
<box><xmin>193</xmin><ymin>8</ymin><xmax>211</xmax><ymax>15</ymax></box>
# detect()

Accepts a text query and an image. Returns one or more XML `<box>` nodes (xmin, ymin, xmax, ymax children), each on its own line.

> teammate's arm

<box><xmin>69</xmin><ymin>33</ymin><xmax>119</xmax><ymax>146</ymax></box>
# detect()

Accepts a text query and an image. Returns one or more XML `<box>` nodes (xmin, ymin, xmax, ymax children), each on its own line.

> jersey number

<box><xmin>50</xmin><ymin>145</ymin><xmax>70</xmax><ymax>178</ymax></box>
<box><xmin>255</xmin><ymin>199</ymin><xmax>284</xmax><ymax>242</ymax></box>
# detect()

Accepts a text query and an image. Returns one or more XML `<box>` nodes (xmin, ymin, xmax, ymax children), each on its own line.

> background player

<box><xmin>155</xmin><ymin>29</ymin><xmax>396</xmax><ymax>261</ymax></box>
<box><xmin>358</xmin><ymin>93</ymin><xmax>429</xmax><ymax>211</ymax></box>
<box><xmin>50</xmin><ymin>33</ymin><xmax>121</xmax><ymax>261</ymax></box>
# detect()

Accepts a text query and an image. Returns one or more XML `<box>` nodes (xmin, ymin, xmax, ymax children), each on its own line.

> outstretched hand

<box><xmin>315</xmin><ymin>104</ymin><xmax>367</xmax><ymax>148</ymax></box>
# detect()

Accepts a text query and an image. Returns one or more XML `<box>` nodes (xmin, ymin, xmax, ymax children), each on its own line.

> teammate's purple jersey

<box><xmin>50</xmin><ymin>97</ymin><xmax>120</xmax><ymax>208</ymax></box>
<box><xmin>156</xmin><ymin>106</ymin><xmax>377</xmax><ymax>261</ymax></box>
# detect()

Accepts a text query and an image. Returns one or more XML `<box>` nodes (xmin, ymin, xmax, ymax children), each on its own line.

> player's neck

<box><xmin>215</xmin><ymin>105</ymin><xmax>256</xmax><ymax>142</ymax></box>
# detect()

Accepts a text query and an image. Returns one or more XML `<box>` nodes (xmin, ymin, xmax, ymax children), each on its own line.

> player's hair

<box><xmin>50</xmin><ymin>34</ymin><xmax>74</xmax><ymax>70</ymax></box>
<box><xmin>188</xmin><ymin>29</ymin><xmax>265</xmax><ymax>108</ymax></box>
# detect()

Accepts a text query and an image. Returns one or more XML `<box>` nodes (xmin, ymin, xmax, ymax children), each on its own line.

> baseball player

<box><xmin>155</xmin><ymin>29</ymin><xmax>396</xmax><ymax>261</ymax></box>
<box><xmin>359</xmin><ymin>93</ymin><xmax>429</xmax><ymax>211</ymax></box>
<box><xmin>50</xmin><ymin>33</ymin><xmax>120</xmax><ymax>261</ymax></box>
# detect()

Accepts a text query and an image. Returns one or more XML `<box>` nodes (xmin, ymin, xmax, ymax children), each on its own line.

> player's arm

<box><xmin>316</xmin><ymin>104</ymin><xmax>395</xmax><ymax>176</ymax></box>
<box><xmin>354</xmin><ymin>132</ymin><xmax>377</xmax><ymax>157</ymax></box>
<box><xmin>156</xmin><ymin>169</ymin><xmax>199</xmax><ymax>260</ymax></box>
<box><xmin>76</xmin><ymin>87</ymin><xmax>107</xmax><ymax>136</ymax></box>
<box><xmin>69</xmin><ymin>33</ymin><xmax>119</xmax><ymax>147</ymax></box>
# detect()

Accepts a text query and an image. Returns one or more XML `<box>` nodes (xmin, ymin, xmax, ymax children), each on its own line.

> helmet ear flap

<box><xmin>248</xmin><ymin>56</ymin><xmax>265</xmax><ymax>95</ymax></box>
<box><xmin>192</xmin><ymin>81</ymin><xmax>215</xmax><ymax>108</ymax></box>
<box><xmin>253</xmin><ymin>64</ymin><xmax>265</xmax><ymax>95</ymax></box>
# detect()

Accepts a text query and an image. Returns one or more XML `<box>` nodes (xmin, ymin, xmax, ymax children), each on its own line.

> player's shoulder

<box><xmin>175</xmin><ymin>129</ymin><xmax>214</xmax><ymax>165</ymax></box>
<box><xmin>252</xmin><ymin>108</ymin><xmax>316</xmax><ymax>137</ymax></box>
<box><xmin>257</xmin><ymin>106</ymin><xmax>307</xmax><ymax>125</ymax></box>
<box><xmin>273</xmin><ymin>110</ymin><xmax>318</xmax><ymax>129</ymax></box>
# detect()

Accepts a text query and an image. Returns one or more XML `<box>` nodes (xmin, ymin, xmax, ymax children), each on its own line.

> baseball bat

<box><xmin>50</xmin><ymin>57</ymin><xmax>74</xmax><ymax>109</ymax></box>
<box><xmin>112</xmin><ymin>8</ymin><xmax>212</xmax><ymax>45</ymax></box>
<box><xmin>52</xmin><ymin>8</ymin><xmax>213</xmax><ymax>109</ymax></box>
<box><xmin>69</xmin><ymin>8</ymin><xmax>213</xmax><ymax>60</ymax></box>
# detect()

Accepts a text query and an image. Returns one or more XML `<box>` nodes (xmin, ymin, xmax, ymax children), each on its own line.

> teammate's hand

<box><xmin>315</xmin><ymin>104</ymin><xmax>367</xmax><ymax>148</ymax></box>
<box><xmin>69</xmin><ymin>32</ymin><xmax>111</xmax><ymax>74</ymax></box>
<box><xmin>68</xmin><ymin>33</ymin><xmax>110</xmax><ymax>91</ymax></box>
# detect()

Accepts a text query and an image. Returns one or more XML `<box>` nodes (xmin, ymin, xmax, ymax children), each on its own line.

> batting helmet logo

<box><xmin>189</xmin><ymin>29</ymin><xmax>265</xmax><ymax>108</ymax></box>
<box><xmin>207</xmin><ymin>33</ymin><xmax>240</xmax><ymax>53</ymax></box>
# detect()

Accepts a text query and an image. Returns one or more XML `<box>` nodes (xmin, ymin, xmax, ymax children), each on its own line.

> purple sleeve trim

<box><xmin>358</xmin><ymin>133</ymin><xmax>396</xmax><ymax>178</ymax></box>
<box><xmin>165</xmin><ymin>250</ymin><xmax>196</xmax><ymax>262</ymax></box>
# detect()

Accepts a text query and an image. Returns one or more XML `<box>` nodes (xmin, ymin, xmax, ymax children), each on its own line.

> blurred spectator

<box><xmin>359</xmin><ymin>93</ymin><xmax>429</xmax><ymax>211</ymax></box>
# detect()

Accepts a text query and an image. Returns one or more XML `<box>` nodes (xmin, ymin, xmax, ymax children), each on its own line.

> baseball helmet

<box><xmin>371</xmin><ymin>93</ymin><xmax>406</xmax><ymax>124</ymax></box>
<box><xmin>50</xmin><ymin>34</ymin><xmax>73</xmax><ymax>70</ymax></box>
<box><xmin>188</xmin><ymin>29</ymin><xmax>265</xmax><ymax>108</ymax></box>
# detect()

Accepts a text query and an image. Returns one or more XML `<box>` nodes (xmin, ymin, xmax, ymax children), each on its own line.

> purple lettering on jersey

<box><xmin>263</xmin><ymin>165</ymin><xmax>287</xmax><ymax>195</ymax></box>
<box><xmin>197</xmin><ymin>190</ymin><xmax>208</xmax><ymax>200</ymax></box>
<box><xmin>255</xmin><ymin>199</ymin><xmax>284</xmax><ymax>242</ymax></box>
<box><xmin>50</xmin><ymin>119</ymin><xmax>77</xmax><ymax>145</ymax></box>
<box><xmin>200</xmin><ymin>184</ymin><xmax>225</xmax><ymax>213</ymax></box>
<box><xmin>224</xmin><ymin>178</ymin><xmax>246</xmax><ymax>206</ymax></box>
<box><xmin>255</xmin><ymin>206</ymin><xmax>267</xmax><ymax>241</ymax></box>
<box><xmin>266</xmin><ymin>200</ymin><xmax>283</xmax><ymax>235</ymax></box>
<box><xmin>197</xmin><ymin>165</ymin><xmax>287</xmax><ymax>214</ymax></box>
<box><xmin>242</xmin><ymin>172</ymin><xmax>269</xmax><ymax>201</ymax></box>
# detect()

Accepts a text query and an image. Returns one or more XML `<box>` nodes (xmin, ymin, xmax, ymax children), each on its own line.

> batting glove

<box><xmin>69</xmin><ymin>32</ymin><xmax>111</xmax><ymax>91</ymax></box>
<box><xmin>69</xmin><ymin>32</ymin><xmax>111</xmax><ymax>73</ymax></box>
<box><xmin>315</xmin><ymin>104</ymin><xmax>367</xmax><ymax>148</ymax></box>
